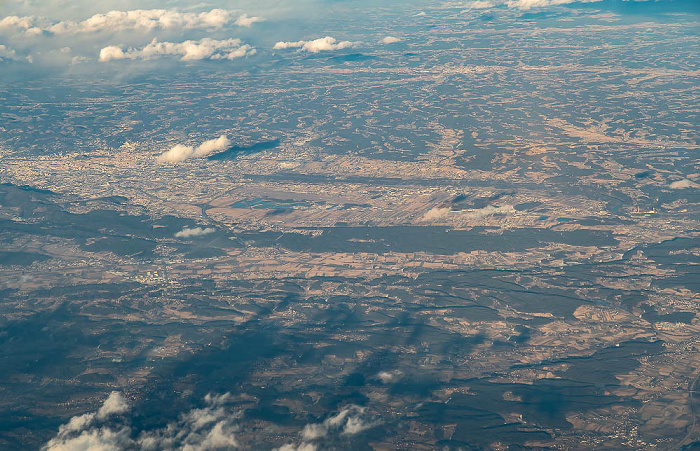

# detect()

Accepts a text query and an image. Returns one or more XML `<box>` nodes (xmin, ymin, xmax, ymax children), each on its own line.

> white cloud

<box><xmin>98</xmin><ymin>45</ymin><xmax>125</xmax><ymax>61</ymax></box>
<box><xmin>465</xmin><ymin>0</ymin><xmax>497</xmax><ymax>9</ymax></box>
<box><xmin>157</xmin><ymin>135</ymin><xmax>232</xmax><ymax>163</ymax></box>
<box><xmin>0</xmin><ymin>15</ymin><xmax>37</xmax><ymax>32</ymax></box>
<box><xmin>300</xmin><ymin>423</ymin><xmax>327</xmax><ymax>441</ymax></box>
<box><xmin>454</xmin><ymin>0</ymin><xmax>602</xmax><ymax>9</ymax></box>
<box><xmin>423</xmin><ymin>204</ymin><xmax>515</xmax><ymax>221</ymax></box>
<box><xmin>45</xmin><ymin>392</ymin><xmax>240</xmax><ymax>451</ymax></box>
<box><xmin>422</xmin><ymin>207</ymin><xmax>451</xmax><ymax>221</ymax></box>
<box><xmin>175</xmin><ymin>227</ymin><xmax>216</xmax><ymax>239</ymax></box>
<box><xmin>45</xmin><ymin>427</ymin><xmax>132</xmax><ymax>451</ymax></box>
<box><xmin>277</xmin><ymin>444</ymin><xmax>317</xmax><ymax>451</ymax></box>
<box><xmin>44</xmin><ymin>392</ymin><xmax>131</xmax><ymax>451</ymax></box>
<box><xmin>99</xmin><ymin>38</ymin><xmax>255</xmax><ymax>62</ymax></box>
<box><xmin>71</xmin><ymin>55</ymin><xmax>90</xmax><ymax>64</ymax></box>
<box><xmin>512</xmin><ymin>0</ymin><xmax>604</xmax><ymax>8</ymax></box>
<box><xmin>156</xmin><ymin>144</ymin><xmax>197</xmax><ymax>162</ymax></box>
<box><xmin>342</xmin><ymin>416</ymin><xmax>374</xmax><ymax>435</ymax></box>
<box><xmin>0</xmin><ymin>9</ymin><xmax>263</xmax><ymax>35</ymax></box>
<box><xmin>380</xmin><ymin>36</ymin><xmax>401</xmax><ymax>44</ymax></box>
<box><xmin>96</xmin><ymin>392</ymin><xmax>129</xmax><ymax>420</ymax></box>
<box><xmin>194</xmin><ymin>135</ymin><xmax>232</xmax><ymax>156</ymax></box>
<box><xmin>286</xmin><ymin>405</ymin><xmax>378</xmax><ymax>450</ymax></box>
<box><xmin>235</xmin><ymin>13</ymin><xmax>265</xmax><ymax>27</ymax></box>
<box><xmin>669</xmin><ymin>179</ymin><xmax>698</xmax><ymax>189</ymax></box>
<box><xmin>196</xmin><ymin>421</ymin><xmax>239</xmax><ymax>449</ymax></box>
<box><xmin>273</xmin><ymin>36</ymin><xmax>356</xmax><ymax>53</ymax></box>
<box><xmin>0</xmin><ymin>44</ymin><xmax>17</xmax><ymax>61</ymax></box>
<box><xmin>376</xmin><ymin>370</ymin><xmax>403</xmax><ymax>384</ymax></box>
<box><xmin>465</xmin><ymin>204</ymin><xmax>515</xmax><ymax>219</ymax></box>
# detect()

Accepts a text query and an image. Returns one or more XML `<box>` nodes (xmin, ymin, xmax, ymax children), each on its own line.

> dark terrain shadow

<box><xmin>208</xmin><ymin>139</ymin><xmax>280</xmax><ymax>160</ymax></box>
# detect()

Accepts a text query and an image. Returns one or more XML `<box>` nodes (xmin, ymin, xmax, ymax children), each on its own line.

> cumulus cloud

<box><xmin>465</xmin><ymin>204</ymin><xmax>515</xmax><ymax>219</ymax></box>
<box><xmin>669</xmin><ymin>179</ymin><xmax>698</xmax><ymax>189</ymax></box>
<box><xmin>44</xmin><ymin>392</ymin><xmax>130</xmax><ymax>451</ymax></box>
<box><xmin>464</xmin><ymin>0</ymin><xmax>497</xmax><ymax>8</ymax></box>
<box><xmin>380</xmin><ymin>36</ymin><xmax>401</xmax><ymax>44</ymax></box>
<box><xmin>0</xmin><ymin>9</ymin><xmax>262</xmax><ymax>35</ymax></box>
<box><xmin>279</xmin><ymin>405</ymin><xmax>378</xmax><ymax>450</ymax></box>
<box><xmin>175</xmin><ymin>227</ymin><xmax>216</xmax><ymax>239</ymax></box>
<box><xmin>0</xmin><ymin>44</ymin><xmax>17</xmax><ymax>61</ymax></box>
<box><xmin>456</xmin><ymin>0</ymin><xmax>602</xmax><ymax>9</ymax></box>
<box><xmin>96</xmin><ymin>392</ymin><xmax>129</xmax><ymax>420</ymax></box>
<box><xmin>377</xmin><ymin>370</ymin><xmax>403</xmax><ymax>384</ymax></box>
<box><xmin>45</xmin><ymin>426</ymin><xmax>132</xmax><ymax>451</ymax></box>
<box><xmin>195</xmin><ymin>135</ymin><xmax>233</xmax><ymax>155</ymax></box>
<box><xmin>45</xmin><ymin>392</ymin><xmax>240</xmax><ymax>451</ymax></box>
<box><xmin>458</xmin><ymin>0</ymin><xmax>602</xmax><ymax>9</ymax></box>
<box><xmin>157</xmin><ymin>135</ymin><xmax>232</xmax><ymax>163</ymax></box>
<box><xmin>273</xmin><ymin>36</ymin><xmax>356</xmax><ymax>53</ymax></box>
<box><xmin>99</xmin><ymin>38</ymin><xmax>255</xmax><ymax>62</ymax></box>
<box><xmin>235</xmin><ymin>13</ymin><xmax>265</xmax><ymax>27</ymax></box>
<box><xmin>342</xmin><ymin>416</ymin><xmax>375</xmax><ymax>435</ymax></box>
<box><xmin>507</xmin><ymin>0</ymin><xmax>602</xmax><ymax>8</ymax></box>
<box><xmin>278</xmin><ymin>444</ymin><xmax>317</xmax><ymax>451</ymax></box>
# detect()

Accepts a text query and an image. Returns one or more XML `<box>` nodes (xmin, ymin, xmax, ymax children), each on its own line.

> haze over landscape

<box><xmin>0</xmin><ymin>0</ymin><xmax>699</xmax><ymax>449</ymax></box>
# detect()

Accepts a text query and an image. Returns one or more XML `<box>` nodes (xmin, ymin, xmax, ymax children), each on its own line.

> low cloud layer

<box><xmin>99</xmin><ymin>38</ymin><xmax>254</xmax><ymax>62</ymax></box>
<box><xmin>175</xmin><ymin>227</ymin><xmax>216</xmax><ymax>238</ymax></box>
<box><xmin>157</xmin><ymin>135</ymin><xmax>232</xmax><ymax>163</ymax></box>
<box><xmin>45</xmin><ymin>392</ymin><xmax>240</xmax><ymax>451</ymax></box>
<box><xmin>273</xmin><ymin>36</ymin><xmax>356</xmax><ymax>53</ymax></box>
<box><xmin>461</xmin><ymin>0</ymin><xmax>602</xmax><ymax>9</ymax></box>
<box><xmin>0</xmin><ymin>9</ymin><xmax>263</xmax><ymax>35</ymax></box>
<box><xmin>465</xmin><ymin>204</ymin><xmax>515</xmax><ymax>219</ymax></box>
<box><xmin>0</xmin><ymin>44</ymin><xmax>18</xmax><ymax>61</ymax></box>
<box><xmin>423</xmin><ymin>204</ymin><xmax>515</xmax><ymax>221</ymax></box>
<box><xmin>508</xmin><ymin>0</ymin><xmax>602</xmax><ymax>9</ymax></box>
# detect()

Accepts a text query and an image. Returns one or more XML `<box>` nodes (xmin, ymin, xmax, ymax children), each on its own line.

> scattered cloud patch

<box><xmin>45</xmin><ymin>392</ymin><xmax>240</xmax><ymax>451</ymax></box>
<box><xmin>465</xmin><ymin>204</ymin><xmax>515</xmax><ymax>219</ymax></box>
<box><xmin>277</xmin><ymin>443</ymin><xmax>317</xmax><ymax>451</ymax></box>
<box><xmin>235</xmin><ymin>13</ymin><xmax>265</xmax><ymax>27</ymax></box>
<box><xmin>465</xmin><ymin>0</ymin><xmax>497</xmax><ymax>9</ymax></box>
<box><xmin>175</xmin><ymin>227</ymin><xmax>216</xmax><ymax>238</ymax></box>
<box><xmin>96</xmin><ymin>392</ymin><xmax>129</xmax><ymax>420</ymax></box>
<box><xmin>422</xmin><ymin>207</ymin><xmax>451</xmax><ymax>221</ymax></box>
<box><xmin>279</xmin><ymin>405</ymin><xmax>378</xmax><ymax>450</ymax></box>
<box><xmin>44</xmin><ymin>392</ymin><xmax>130</xmax><ymax>451</ymax></box>
<box><xmin>157</xmin><ymin>135</ymin><xmax>232</xmax><ymax>163</ymax></box>
<box><xmin>457</xmin><ymin>0</ymin><xmax>602</xmax><ymax>9</ymax></box>
<box><xmin>71</xmin><ymin>55</ymin><xmax>90</xmax><ymax>64</ymax></box>
<box><xmin>99</xmin><ymin>38</ymin><xmax>254</xmax><ymax>62</ymax></box>
<box><xmin>423</xmin><ymin>204</ymin><xmax>515</xmax><ymax>221</ymax></box>
<box><xmin>507</xmin><ymin>0</ymin><xmax>601</xmax><ymax>8</ymax></box>
<box><xmin>380</xmin><ymin>36</ymin><xmax>401</xmax><ymax>44</ymax></box>
<box><xmin>273</xmin><ymin>36</ymin><xmax>356</xmax><ymax>53</ymax></box>
<box><xmin>377</xmin><ymin>370</ymin><xmax>403</xmax><ymax>384</ymax></box>
<box><xmin>0</xmin><ymin>9</ymin><xmax>261</xmax><ymax>35</ymax></box>
<box><xmin>0</xmin><ymin>44</ymin><xmax>18</xmax><ymax>61</ymax></box>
